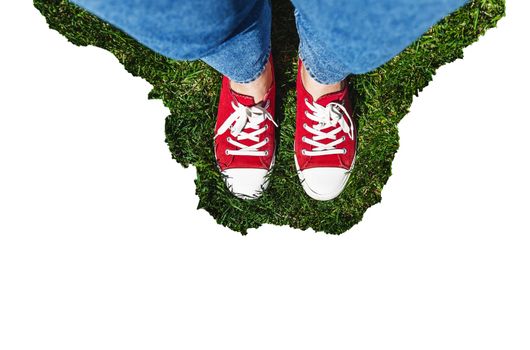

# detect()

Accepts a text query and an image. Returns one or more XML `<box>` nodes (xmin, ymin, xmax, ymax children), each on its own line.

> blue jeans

<box><xmin>71</xmin><ymin>0</ymin><xmax>467</xmax><ymax>84</ymax></box>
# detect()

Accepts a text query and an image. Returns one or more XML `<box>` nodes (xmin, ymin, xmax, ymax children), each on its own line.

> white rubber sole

<box><xmin>214</xmin><ymin>138</ymin><xmax>276</xmax><ymax>200</ymax></box>
<box><xmin>294</xmin><ymin>152</ymin><xmax>356</xmax><ymax>201</ymax></box>
<box><xmin>225</xmin><ymin>154</ymin><xmax>275</xmax><ymax>200</ymax></box>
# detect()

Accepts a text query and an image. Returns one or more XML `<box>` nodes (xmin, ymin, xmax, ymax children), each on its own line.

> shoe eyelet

<box><xmin>303</xmin><ymin>123</ymin><xmax>308</xmax><ymax>128</ymax></box>
<box><xmin>302</xmin><ymin>136</ymin><xmax>307</xmax><ymax>142</ymax></box>
<box><xmin>264</xmin><ymin>150</ymin><xmax>269</xmax><ymax>156</ymax></box>
<box><xmin>341</xmin><ymin>136</ymin><xmax>346</xmax><ymax>141</ymax></box>
<box><xmin>302</xmin><ymin>149</ymin><xmax>307</xmax><ymax>156</ymax></box>
<box><xmin>265</xmin><ymin>137</ymin><xmax>269</xmax><ymax>143</ymax></box>
<box><xmin>304</xmin><ymin>98</ymin><xmax>309</xmax><ymax>103</ymax></box>
<box><xmin>225</xmin><ymin>150</ymin><xmax>230</xmax><ymax>155</ymax></box>
<box><xmin>226</xmin><ymin>137</ymin><xmax>231</xmax><ymax>142</ymax></box>
<box><xmin>342</xmin><ymin>148</ymin><xmax>347</xmax><ymax>154</ymax></box>
<box><xmin>264</xmin><ymin>125</ymin><xmax>268</xmax><ymax>130</ymax></box>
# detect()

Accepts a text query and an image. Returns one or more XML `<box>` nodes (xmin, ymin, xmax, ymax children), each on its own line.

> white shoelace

<box><xmin>302</xmin><ymin>98</ymin><xmax>354</xmax><ymax>156</ymax></box>
<box><xmin>215</xmin><ymin>101</ymin><xmax>277</xmax><ymax>156</ymax></box>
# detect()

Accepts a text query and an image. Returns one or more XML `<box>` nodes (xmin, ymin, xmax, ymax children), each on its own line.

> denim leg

<box><xmin>292</xmin><ymin>0</ymin><xmax>469</xmax><ymax>84</ymax></box>
<box><xmin>70</xmin><ymin>0</ymin><xmax>271</xmax><ymax>83</ymax></box>
<box><xmin>202</xmin><ymin>0</ymin><xmax>271</xmax><ymax>83</ymax></box>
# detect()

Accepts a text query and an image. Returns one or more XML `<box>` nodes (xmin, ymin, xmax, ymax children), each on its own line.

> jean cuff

<box><xmin>299</xmin><ymin>43</ymin><xmax>349</xmax><ymax>85</ymax></box>
<box><xmin>232</xmin><ymin>44</ymin><xmax>271</xmax><ymax>84</ymax></box>
<box><xmin>295</xmin><ymin>9</ymin><xmax>350</xmax><ymax>85</ymax></box>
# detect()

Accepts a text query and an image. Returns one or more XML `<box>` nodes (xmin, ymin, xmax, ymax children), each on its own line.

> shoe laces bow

<box><xmin>215</xmin><ymin>101</ymin><xmax>277</xmax><ymax>157</ymax></box>
<box><xmin>302</xmin><ymin>98</ymin><xmax>354</xmax><ymax>156</ymax></box>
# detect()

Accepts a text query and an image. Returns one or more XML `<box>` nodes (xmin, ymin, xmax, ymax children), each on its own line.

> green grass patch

<box><xmin>34</xmin><ymin>0</ymin><xmax>505</xmax><ymax>234</ymax></box>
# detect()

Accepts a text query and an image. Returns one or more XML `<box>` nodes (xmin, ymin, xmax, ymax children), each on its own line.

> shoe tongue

<box><xmin>315</xmin><ymin>87</ymin><xmax>347</xmax><ymax>106</ymax></box>
<box><xmin>230</xmin><ymin>89</ymin><xmax>257</xmax><ymax>107</ymax></box>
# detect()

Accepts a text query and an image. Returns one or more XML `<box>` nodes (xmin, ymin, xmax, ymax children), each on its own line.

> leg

<box><xmin>70</xmin><ymin>0</ymin><xmax>277</xmax><ymax>199</ymax></box>
<box><xmin>292</xmin><ymin>0</ymin><xmax>468</xmax><ymax>201</ymax></box>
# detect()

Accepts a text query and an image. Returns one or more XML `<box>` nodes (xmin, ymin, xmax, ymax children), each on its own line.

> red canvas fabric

<box><xmin>214</xmin><ymin>57</ymin><xmax>276</xmax><ymax>171</ymax></box>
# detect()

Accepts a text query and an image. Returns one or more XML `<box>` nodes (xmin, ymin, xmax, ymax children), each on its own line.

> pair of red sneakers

<box><xmin>214</xmin><ymin>57</ymin><xmax>356</xmax><ymax>201</ymax></box>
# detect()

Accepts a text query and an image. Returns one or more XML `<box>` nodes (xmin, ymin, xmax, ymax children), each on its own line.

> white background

<box><xmin>1</xmin><ymin>1</ymin><xmax>529</xmax><ymax>349</ymax></box>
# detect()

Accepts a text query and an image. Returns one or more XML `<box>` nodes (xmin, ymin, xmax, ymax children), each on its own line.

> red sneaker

<box><xmin>294</xmin><ymin>60</ymin><xmax>357</xmax><ymax>201</ymax></box>
<box><xmin>214</xmin><ymin>60</ymin><xmax>277</xmax><ymax>199</ymax></box>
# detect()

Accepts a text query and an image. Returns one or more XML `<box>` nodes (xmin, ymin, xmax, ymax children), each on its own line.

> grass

<box><xmin>34</xmin><ymin>0</ymin><xmax>505</xmax><ymax>234</ymax></box>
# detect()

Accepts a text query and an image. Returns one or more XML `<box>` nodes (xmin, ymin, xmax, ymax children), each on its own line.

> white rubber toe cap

<box><xmin>223</xmin><ymin>168</ymin><xmax>270</xmax><ymax>200</ymax></box>
<box><xmin>299</xmin><ymin>167</ymin><xmax>350</xmax><ymax>201</ymax></box>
